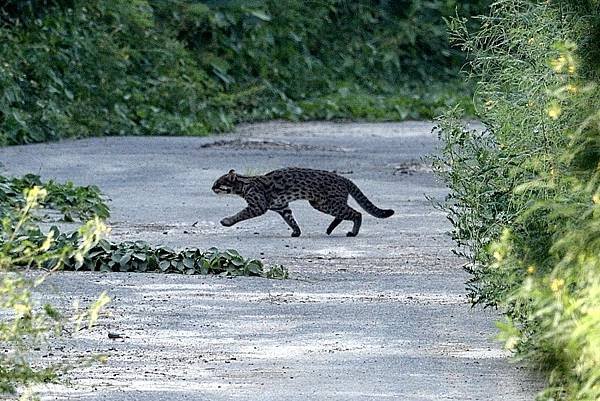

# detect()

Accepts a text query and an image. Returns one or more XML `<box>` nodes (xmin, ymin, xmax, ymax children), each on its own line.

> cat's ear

<box><xmin>228</xmin><ymin>169</ymin><xmax>237</xmax><ymax>179</ymax></box>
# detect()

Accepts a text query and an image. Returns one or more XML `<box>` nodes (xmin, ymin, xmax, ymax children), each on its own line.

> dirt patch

<box><xmin>109</xmin><ymin>222</ymin><xmax>220</xmax><ymax>238</ymax></box>
<box><xmin>392</xmin><ymin>161</ymin><xmax>433</xmax><ymax>175</ymax></box>
<box><xmin>199</xmin><ymin>138</ymin><xmax>344</xmax><ymax>152</ymax></box>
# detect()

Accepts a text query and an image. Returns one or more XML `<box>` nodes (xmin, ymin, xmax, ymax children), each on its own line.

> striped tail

<box><xmin>346</xmin><ymin>180</ymin><xmax>394</xmax><ymax>218</ymax></box>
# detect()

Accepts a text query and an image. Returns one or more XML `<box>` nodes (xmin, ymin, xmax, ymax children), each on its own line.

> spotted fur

<box><xmin>211</xmin><ymin>168</ymin><xmax>394</xmax><ymax>237</ymax></box>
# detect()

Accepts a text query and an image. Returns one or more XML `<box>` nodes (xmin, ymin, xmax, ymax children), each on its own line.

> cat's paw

<box><xmin>291</xmin><ymin>230</ymin><xmax>301</xmax><ymax>237</ymax></box>
<box><xmin>220</xmin><ymin>217</ymin><xmax>235</xmax><ymax>227</ymax></box>
<box><xmin>346</xmin><ymin>231</ymin><xmax>358</xmax><ymax>237</ymax></box>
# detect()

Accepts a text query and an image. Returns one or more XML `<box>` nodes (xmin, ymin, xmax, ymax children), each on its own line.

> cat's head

<box><xmin>212</xmin><ymin>169</ymin><xmax>239</xmax><ymax>194</ymax></box>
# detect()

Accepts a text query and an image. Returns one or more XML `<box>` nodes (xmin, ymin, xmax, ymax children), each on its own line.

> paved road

<box><xmin>0</xmin><ymin>122</ymin><xmax>540</xmax><ymax>400</ymax></box>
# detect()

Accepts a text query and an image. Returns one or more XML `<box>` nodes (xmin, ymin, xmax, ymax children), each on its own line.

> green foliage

<box><xmin>434</xmin><ymin>1</ymin><xmax>600</xmax><ymax>399</ymax></box>
<box><xmin>78</xmin><ymin>240</ymin><xmax>288</xmax><ymax>278</ymax></box>
<box><xmin>433</xmin><ymin>112</ymin><xmax>515</xmax><ymax>306</ymax></box>
<box><xmin>0</xmin><ymin>0</ymin><xmax>488</xmax><ymax>145</ymax></box>
<box><xmin>0</xmin><ymin>186</ymin><xmax>109</xmax><ymax>398</ymax></box>
<box><xmin>17</xmin><ymin>225</ymin><xmax>288</xmax><ymax>278</ymax></box>
<box><xmin>296</xmin><ymin>82</ymin><xmax>475</xmax><ymax>121</ymax></box>
<box><xmin>0</xmin><ymin>174</ymin><xmax>110</xmax><ymax>221</ymax></box>
<box><xmin>159</xmin><ymin>0</ymin><xmax>486</xmax><ymax>93</ymax></box>
<box><xmin>0</xmin><ymin>0</ymin><xmax>226</xmax><ymax>145</ymax></box>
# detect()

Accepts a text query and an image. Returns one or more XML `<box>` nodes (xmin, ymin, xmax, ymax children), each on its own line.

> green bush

<box><xmin>0</xmin><ymin>0</ymin><xmax>488</xmax><ymax>145</ymax></box>
<box><xmin>434</xmin><ymin>1</ymin><xmax>600</xmax><ymax>399</ymax></box>
<box><xmin>15</xmin><ymin>225</ymin><xmax>288</xmax><ymax>279</ymax></box>
<box><xmin>0</xmin><ymin>0</ymin><xmax>227</xmax><ymax>144</ymax></box>
<box><xmin>0</xmin><ymin>186</ymin><xmax>109</xmax><ymax>398</ymax></box>
<box><xmin>0</xmin><ymin>174</ymin><xmax>109</xmax><ymax>221</ymax></box>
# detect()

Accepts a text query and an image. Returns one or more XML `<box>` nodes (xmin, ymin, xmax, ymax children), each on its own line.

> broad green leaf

<box><xmin>248</xmin><ymin>9</ymin><xmax>271</xmax><ymax>21</ymax></box>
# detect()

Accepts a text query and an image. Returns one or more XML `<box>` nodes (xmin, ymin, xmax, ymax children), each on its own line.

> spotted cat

<box><xmin>211</xmin><ymin>168</ymin><xmax>394</xmax><ymax>237</ymax></box>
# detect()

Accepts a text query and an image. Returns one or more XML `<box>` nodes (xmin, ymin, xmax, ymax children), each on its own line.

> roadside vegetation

<box><xmin>1</xmin><ymin>186</ymin><xmax>109</xmax><ymax>397</ymax></box>
<box><xmin>434</xmin><ymin>1</ymin><xmax>600</xmax><ymax>399</ymax></box>
<box><xmin>0</xmin><ymin>0</ymin><xmax>489</xmax><ymax>145</ymax></box>
<box><xmin>1</xmin><ymin>173</ymin><xmax>109</xmax><ymax>221</ymax></box>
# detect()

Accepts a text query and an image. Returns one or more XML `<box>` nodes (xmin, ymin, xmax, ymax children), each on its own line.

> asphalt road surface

<box><xmin>0</xmin><ymin>121</ymin><xmax>541</xmax><ymax>400</ymax></box>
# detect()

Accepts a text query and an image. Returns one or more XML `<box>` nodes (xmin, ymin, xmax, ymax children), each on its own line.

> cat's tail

<box><xmin>346</xmin><ymin>180</ymin><xmax>395</xmax><ymax>218</ymax></box>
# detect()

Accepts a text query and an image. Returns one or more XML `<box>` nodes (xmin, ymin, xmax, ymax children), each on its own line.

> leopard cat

<box><xmin>211</xmin><ymin>168</ymin><xmax>394</xmax><ymax>237</ymax></box>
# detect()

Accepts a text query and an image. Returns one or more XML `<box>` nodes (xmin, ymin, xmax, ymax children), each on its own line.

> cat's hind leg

<box><xmin>326</xmin><ymin>217</ymin><xmax>343</xmax><ymax>235</ymax></box>
<box><xmin>310</xmin><ymin>199</ymin><xmax>362</xmax><ymax>236</ymax></box>
<box><xmin>272</xmin><ymin>205</ymin><xmax>301</xmax><ymax>237</ymax></box>
<box><xmin>341</xmin><ymin>207</ymin><xmax>362</xmax><ymax>237</ymax></box>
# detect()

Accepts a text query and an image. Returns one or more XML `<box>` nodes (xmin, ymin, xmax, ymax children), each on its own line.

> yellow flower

<box><xmin>547</xmin><ymin>103</ymin><xmax>561</xmax><ymax>120</ymax></box>
<box><xmin>14</xmin><ymin>303</ymin><xmax>31</xmax><ymax>316</ymax></box>
<box><xmin>40</xmin><ymin>230</ymin><xmax>55</xmax><ymax>252</ymax></box>
<box><xmin>593</xmin><ymin>193</ymin><xmax>600</xmax><ymax>204</ymax></box>
<box><xmin>551</xmin><ymin>55</ymin><xmax>567</xmax><ymax>73</ymax></box>
<box><xmin>550</xmin><ymin>278</ymin><xmax>565</xmax><ymax>292</ymax></box>
<box><xmin>505</xmin><ymin>336</ymin><xmax>519</xmax><ymax>351</ymax></box>
<box><xmin>566</xmin><ymin>84</ymin><xmax>578</xmax><ymax>94</ymax></box>
<box><xmin>25</xmin><ymin>186</ymin><xmax>47</xmax><ymax>205</ymax></box>
<box><xmin>527</xmin><ymin>265</ymin><xmax>536</xmax><ymax>274</ymax></box>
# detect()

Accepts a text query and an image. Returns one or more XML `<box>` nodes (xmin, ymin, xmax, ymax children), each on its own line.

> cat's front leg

<box><xmin>220</xmin><ymin>216</ymin><xmax>237</xmax><ymax>227</ymax></box>
<box><xmin>220</xmin><ymin>188</ymin><xmax>268</xmax><ymax>227</ymax></box>
<box><xmin>221</xmin><ymin>205</ymin><xmax>267</xmax><ymax>227</ymax></box>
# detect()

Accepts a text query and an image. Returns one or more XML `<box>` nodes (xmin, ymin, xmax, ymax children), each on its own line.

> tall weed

<box><xmin>0</xmin><ymin>187</ymin><xmax>109</xmax><ymax>398</ymax></box>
